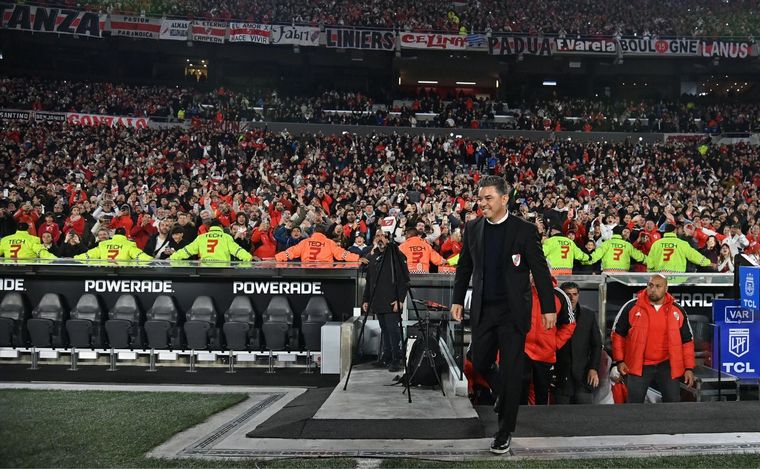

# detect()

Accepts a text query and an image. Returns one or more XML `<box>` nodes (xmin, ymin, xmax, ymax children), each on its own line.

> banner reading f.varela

<box><xmin>554</xmin><ymin>37</ymin><xmax>617</xmax><ymax>55</ymax></box>
<box><xmin>0</xmin><ymin>3</ymin><xmax>105</xmax><ymax>37</ymax></box>
<box><xmin>325</xmin><ymin>27</ymin><xmax>395</xmax><ymax>50</ymax></box>
<box><xmin>191</xmin><ymin>20</ymin><xmax>226</xmax><ymax>43</ymax></box>
<box><xmin>109</xmin><ymin>15</ymin><xmax>161</xmax><ymax>39</ymax></box>
<box><xmin>160</xmin><ymin>19</ymin><xmax>189</xmax><ymax>40</ymax></box>
<box><xmin>228</xmin><ymin>22</ymin><xmax>270</xmax><ymax>44</ymax></box>
<box><xmin>270</xmin><ymin>24</ymin><xmax>320</xmax><ymax>46</ymax></box>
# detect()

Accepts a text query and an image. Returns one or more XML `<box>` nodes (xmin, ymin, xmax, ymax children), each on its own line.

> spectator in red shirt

<box><xmin>37</xmin><ymin>212</ymin><xmax>61</xmax><ymax>244</ymax></box>
<box><xmin>13</xmin><ymin>202</ymin><xmax>40</xmax><ymax>236</ymax></box>
<box><xmin>62</xmin><ymin>206</ymin><xmax>85</xmax><ymax>237</ymax></box>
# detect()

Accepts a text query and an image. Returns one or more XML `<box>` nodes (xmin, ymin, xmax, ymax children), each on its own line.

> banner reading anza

<box><xmin>0</xmin><ymin>3</ymin><xmax>105</xmax><ymax>37</ymax></box>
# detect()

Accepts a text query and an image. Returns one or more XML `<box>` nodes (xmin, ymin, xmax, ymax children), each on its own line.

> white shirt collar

<box><xmin>486</xmin><ymin>211</ymin><xmax>509</xmax><ymax>225</ymax></box>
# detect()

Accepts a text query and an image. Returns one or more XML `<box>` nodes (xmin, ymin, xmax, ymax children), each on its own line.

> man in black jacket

<box><xmin>555</xmin><ymin>281</ymin><xmax>602</xmax><ymax>404</ymax></box>
<box><xmin>362</xmin><ymin>231</ymin><xmax>410</xmax><ymax>372</ymax></box>
<box><xmin>452</xmin><ymin>175</ymin><xmax>555</xmax><ymax>455</ymax></box>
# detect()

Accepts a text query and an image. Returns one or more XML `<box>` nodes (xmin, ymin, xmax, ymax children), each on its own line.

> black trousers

<box><xmin>471</xmin><ymin>304</ymin><xmax>526</xmax><ymax>439</ymax></box>
<box><xmin>377</xmin><ymin>312</ymin><xmax>402</xmax><ymax>363</ymax></box>
<box><xmin>626</xmin><ymin>360</ymin><xmax>681</xmax><ymax>403</ymax></box>
<box><xmin>521</xmin><ymin>355</ymin><xmax>553</xmax><ymax>405</ymax></box>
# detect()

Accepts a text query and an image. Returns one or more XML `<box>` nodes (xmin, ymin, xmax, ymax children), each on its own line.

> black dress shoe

<box><xmin>489</xmin><ymin>433</ymin><xmax>511</xmax><ymax>455</ymax></box>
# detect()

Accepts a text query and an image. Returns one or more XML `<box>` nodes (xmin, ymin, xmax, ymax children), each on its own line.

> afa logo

<box><xmin>746</xmin><ymin>272</ymin><xmax>755</xmax><ymax>297</ymax></box>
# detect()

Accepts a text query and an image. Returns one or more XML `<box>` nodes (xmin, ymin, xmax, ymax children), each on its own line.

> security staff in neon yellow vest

<box><xmin>587</xmin><ymin>225</ymin><xmax>647</xmax><ymax>272</ymax></box>
<box><xmin>647</xmin><ymin>224</ymin><xmax>715</xmax><ymax>273</ymax></box>
<box><xmin>74</xmin><ymin>227</ymin><xmax>151</xmax><ymax>262</ymax></box>
<box><xmin>170</xmin><ymin>219</ymin><xmax>253</xmax><ymax>262</ymax></box>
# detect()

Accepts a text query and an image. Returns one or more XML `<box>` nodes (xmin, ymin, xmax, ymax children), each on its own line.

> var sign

<box><xmin>714</xmin><ymin>299</ymin><xmax>760</xmax><ymax>379</ymax></box>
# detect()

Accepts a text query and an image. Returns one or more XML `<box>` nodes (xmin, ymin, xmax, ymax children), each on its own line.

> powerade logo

<box><xmin>232</xmin><ymin>281</ymin><xmax>322</xmax><ymax>295</ymax></box>
<box><xmin>84</xmin><ymin>280</ymin><xmax>174</xmax><ymax>293</ymax></box>
<box><xmin>0</xmin><ymin>278</ymin><xmax>25</xmax><ymax>291</ymax></box>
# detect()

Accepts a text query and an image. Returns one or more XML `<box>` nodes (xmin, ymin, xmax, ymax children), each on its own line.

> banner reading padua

<box><xmin>191</xmin><ymin>20</ymin><xmax>226</xmax><ymax>44</ymax></box>
<box><xmin>488</xmin><ymin>35</ymin><xmax>553</xmax><ymax>56</ymax></box>
<box><xmin>160</xmin><ymin>19</ymin><xmax>189</xmax><ymax>40</ymax></box>
<box><xmin>325</xmin><ymin>27</ymin><xmax>395</xmax><ymax>50</ymax></box>
<box><xmin>109</xmin><ymin>14</ymin><xmax>161</xmax><ymax>39</ymax></box>
<box><xmin>66</xmin><ymin>112</ymin><xmax>150</xmax><ymax>129</ymax></box>
<box><xmin>0</xmin><ymin>3</ymin><xmax>105</xmax><ymax>37</ymax></box>
<box><xmin>228</xmin><ymin>22</ymin><xmax>270</xmax><ymax>44</ymax></box>
<box><xmin>399</xmin><ymin>32</ymin><xmax>466</xmax><ymax>50</ymax></box>
<box><xmin>270</xmin><ymin>25</ymin><xmax>320</xmax><ymax>46</ymax></box>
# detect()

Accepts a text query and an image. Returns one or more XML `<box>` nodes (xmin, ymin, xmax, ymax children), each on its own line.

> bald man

<box><xmin>611</xmin><ymin>274</ymin><xmax>696</xmax><ymax>403</ymax></box>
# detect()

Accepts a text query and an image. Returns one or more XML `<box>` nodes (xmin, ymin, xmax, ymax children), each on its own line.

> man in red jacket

<box><xmin>611</xmin><ymin>274</ymin><xmax>696</xmax><ymax>403</ymax></box>
<box><xmin>523</xmin><ymin>280</ymin><xmax>576</xmax><ymax>405</ymax></box>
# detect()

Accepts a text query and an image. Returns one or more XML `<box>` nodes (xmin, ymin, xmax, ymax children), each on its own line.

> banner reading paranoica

<box><xmin>109</xmin><ymin>14</ymin><xmax>161</xmax><ymax>39</ymax></box>
<box><xmin>228</xmin><ymin>22</ymin><xmax>270</xmax><ymax>44</ymax></box>
<box><xmin>160</xmin><ymin>19</ymin><xmax>189</xmax><ymax>40</ymax></box>
<box><xmin>270</xmin><ymin>25</ymin><xmax>320</xmax><ymax>46</ymax></box>
<box><xmin>0</xmin><ymin>3</ymin><xmax>105</xmax><ymax>37</ymax></box>
<box><xmin>191</xmin><ymin>20</ymin><xmax>226</xmax><ymax>43</ymax></box>
<box><xmin>489</xmin><ymin>35</ymin><xmax>554</xmax><ymax>56</ymax></box>
<box><xmin>325</xmin><ymin>27</ymin><xmax>396</xmax><ymax>50</ymax></box>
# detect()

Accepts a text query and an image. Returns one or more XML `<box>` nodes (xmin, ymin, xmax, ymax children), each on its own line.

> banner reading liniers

<box><xmin>325</xmin><ymin>27</ymin><xmax>395</xmax><ymax>50</ymax></box>
<box><xmin>488</xmin><ymin>35</ymin><xmax>554</xmax><ymax>56</ymax></box>
<box><xmin>66</xmin><ymin>112</ymin><xmax>149</xmax><ymax>129</ymax></box>
<box><xmin>191</xmin><ymin>20</ymin><xmax>226</xmax><ymax>44</ymax></box>
<box><xmin>400</xmin><ymin>32</ymin><xmax>466</xmax><ymax>50</ymax></box>
<box><xmin>0</xmin><ymin>3</ymin><xmax>105</xmax><ymax>37</ymax></box>
<box><xmin>109</xmin><ymin>14</ymin><xmax>161</xmax><ymax>39</ymax></box>
<box><xmin>228</xmin><ymin>22</ymin><xmax>270</xmax><ymax>44</ymax></box>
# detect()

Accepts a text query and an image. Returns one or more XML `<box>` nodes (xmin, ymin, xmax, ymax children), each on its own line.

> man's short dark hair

<box><xmin>17</xmin><ymin>222</ymin><xmax>29</xmax><ymax>231</ymax></box>
<box><xmin>405</xmin><ymin>226</ymin><xmax>419</xmax><ymax>237</ymax></box>
<box><xmin>209</xmin><ymin>219</ymin><xmax>222</xmax><ymax>228</ymax></box>
<box><xmin>560</xmin><ymin>281</ymin><xmax>579</xmax><ymax>291</ymax></box>
<box><xmin>114</xmin><ymin>227</ymin><xmax>127</xmax><ymax>236</ymax></box>
<box><xmin>478</xmin><ymin>175</ymin><xmax>510</xmax><ymax>196</ymax></box>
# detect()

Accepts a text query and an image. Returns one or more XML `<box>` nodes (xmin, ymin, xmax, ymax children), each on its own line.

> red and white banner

<box><xmin>66</xmin><ymin>112</ymin><xmax>149</xmax><ymax>129</ymax></box>
<box><xmin>554</xmin><ymin>38</ymin><xmax>617</xmax><ymax>55</ymax></box>
<box><xmin>110</xmin><ymin>14</ymin><xmax>161</xmax><ymax>39</ymax></box>
<box><xmin>399</xmin><ymin>32</ymin><xmax>466</xmax><ymax>50</ymax></box>
<box><xmin>191</xmin><ymin>20</ymin><xmax>226</xmax><ymax>44</ymax></box>
<box><xmin>700</xmin><ymin>40</ymin><xmax>754</xmax><ymax>59</ymax></box>
<box><xmin>0</xmin><ymin>3</ymin><xmax>105</xmax><ymax>37</ymax></box>
<box><xmin>228</xmin><ymin>22</ymin><xmax>270</xmax><ymax>43</ymax></box>
<box><xmin>270</xmin><ymin>25</ymin><xmax>320</xmax><ymax>46</ymax></box>
<box><xmin>159</xmin><ymin>19</ymin><xmax>189</xmax><ymax>40</ymax></box>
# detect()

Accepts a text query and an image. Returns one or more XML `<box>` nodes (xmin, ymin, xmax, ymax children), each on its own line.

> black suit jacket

<box><xmin>453</xmin><ymin>214</ymin><xmax>555</xmax><ymax>333</ymax></box>
<box><xmin>557</xmin><ymin>305</ymin><xmax>602</xmax><ymax>385</ymax></box>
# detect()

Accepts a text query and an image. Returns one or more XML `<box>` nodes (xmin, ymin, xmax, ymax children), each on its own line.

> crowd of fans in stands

<box><xmin>1</xmin><ymin>116</ymin><xmax>758</xmax><ymax>271</ymax></box>
<box><xmin>40</xmin><ymin>0</ymin><xmax>760</xmax><ymax>37</ymax></box>
<box><xmin>3</xmin><ymin>77</ymin><xmax>759</xmax><ymax>133</ymax></box>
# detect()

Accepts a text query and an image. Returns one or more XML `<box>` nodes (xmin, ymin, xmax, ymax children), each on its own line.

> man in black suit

<box><xmin>555</xmin><ymin>281</ymin><xmax>602</xmax><ymax>404</ymax></box>
<box><xmin>451</xmin><ymin>175</ymin><xmax>555</xmax><ymax>455</ymax></box>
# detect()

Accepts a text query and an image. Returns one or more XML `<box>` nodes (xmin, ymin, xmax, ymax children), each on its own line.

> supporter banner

<box><xmin>270</xmin><ymin>24</ymin><xmax>320</xmax><ymax>46</ymax></box>
<box><xmin>325</xmin><ymin>27</ymin><xmax>396</xmax><ymax>50</ymax></box>
<box><xmin>160</xmin><ymin>19</ymin><xmax>189</xmax><ymax>40</ymax></box>
<box><xmin>66</xmin><ymin>112</ymin><xmax>150</xmax><ymax>129</ymax></box>
<box><xmin>554</xmin><ymin>37</ymin><xmax>617</xmax><ymax>55</ymax></box>
<box><xmin>0</xmin><ymin>108</ymin><xmax>66</xmax><ymax>122</ymax></box>
<box><xmin>488</xmin><ymin>35</ymin><xmax>553</xmax><ymax>56</ymax></box>
<box><xmin>109</xmin><ymin>14</ymin><xmax>161</xmax><ymax>39</ymax></box>
<box><xmin>228</xmin><ymin>22</ymin><xmax>270</xmax><ymax>44</ymax></box>
<box><xmin>617</xmin><ymin>38</ymin><xmax>700</xmax><ymax>56</ymax></box>
<box><xmin>700</xmin><ymin>40</ymin><xmax>754</xmax><ymax>59</ymax></box>
<box><xmin>465</xmin><ymin>33</ymin><xmax>488</xmax><ymax>51</ymax></box>
<box><xmin>664</xmin><ymin>133</ymin><xmax>708</xmax><ymax>143</ymax></box>
<box><xmin>399</xmin><ymin>32</ymin><xmax>466</xmax><ymax>50</ymax></box>
<box><xmin>0</xmin><ymin>3</ymin><xmax>105</xmax><ymax>37</ymax></box>
<box><xmin>191</xmin><ymin>20</ymin><xmax>226</xmax><ymax>44</ymax></box>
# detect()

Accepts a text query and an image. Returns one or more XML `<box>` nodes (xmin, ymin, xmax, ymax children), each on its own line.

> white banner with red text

<box><xmin>228</xmin><ymin>22</ymin><xmax>270</xmax><ymax>43</ymax></box>
<box><xmin>109</xmin><ymin>14</ymin><xmax>161</xmax><ymax>39</ymax></box>
<box><xmin>190</xmin><ymin>20</ymin><xmax>226</xmax><ymax>44</ymax></box>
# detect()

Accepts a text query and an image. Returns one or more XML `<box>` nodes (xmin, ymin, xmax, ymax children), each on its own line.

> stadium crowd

<box><xmin>0</xmin><ymin>117</ymin><xmax>758</xmax><ymax>271</ymax></box>
<box><xmin>40</xmin><ymin>0</ymin><xmax>760</xmax><ymax>37</ymax></box>
<box><xmin>3</xmin><ymin>76</ymin><xmax>759</xmax><ymax>133</ymax></box>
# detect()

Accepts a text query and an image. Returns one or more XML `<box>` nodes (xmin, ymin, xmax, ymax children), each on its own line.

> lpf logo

<box><xmin>747</xmin><ymin>272</ymin><xmax>755</xmax><ymax>297</ymax></box>
<box><xmin>729</xmin><ymin>328</ymin><xmax>750</xmax><ymax>358</ymax></box>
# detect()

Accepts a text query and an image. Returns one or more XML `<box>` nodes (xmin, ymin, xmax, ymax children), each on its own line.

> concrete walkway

<box><xmin>4</xmin><ymin>381</ymin><xmax>760</xmax><ymax>461</ymax></box>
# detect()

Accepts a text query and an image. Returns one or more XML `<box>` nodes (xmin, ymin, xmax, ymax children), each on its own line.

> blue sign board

<box><xmin>739</xmin><ymin>266</ymin><xmax>760</xmax><ymax>311</ymax></box>
<box><xmin>713</xmin><ymin>298</ymin><xmax>760</xmax><ymax>379</ymax></box>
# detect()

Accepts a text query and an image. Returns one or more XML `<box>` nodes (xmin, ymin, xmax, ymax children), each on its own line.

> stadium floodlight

<box><xmin>543</xmin><ymin>80</ymin><xmax>557</xmax><ymax>86</ymax></box>
<box><xmin>456</xmin><ymin>81</ymin><xmax>477</xmax><ymax>86</ymax></box>
<box><xmin>417</xmin><ymin>80</ymin><xmax>438</xmax><ymax>84</ymax></box>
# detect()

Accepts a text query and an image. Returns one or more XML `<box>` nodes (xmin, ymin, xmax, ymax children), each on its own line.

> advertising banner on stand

<box><xmin>191</xmin><ymin>20</ymin><xmax>226</xmax><ymax>43</ymax></box>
